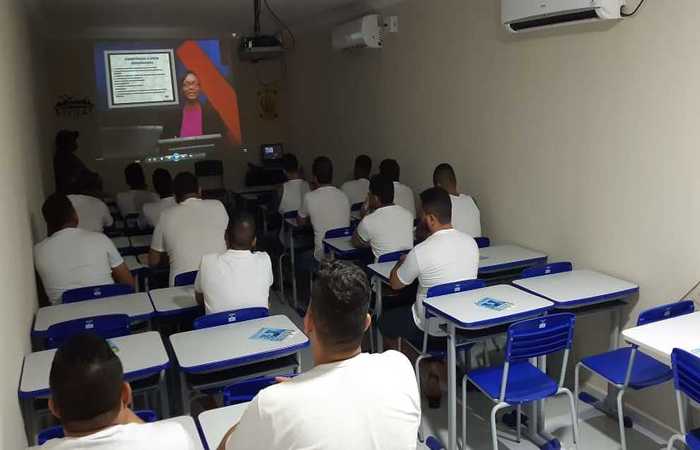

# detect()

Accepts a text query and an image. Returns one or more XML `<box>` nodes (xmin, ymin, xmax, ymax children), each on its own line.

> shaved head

<box><xmin>226</xmin><ymin>210</ymin><xmax>257</xmax><ymax>250</ymax></box>
<box><xmin>433</xmin><ymin>163</ymin><xmax>457</xmax><ymax>190</ymax></box>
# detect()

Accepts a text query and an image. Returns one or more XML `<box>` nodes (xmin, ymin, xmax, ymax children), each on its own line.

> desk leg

<box><xmin>603</xmin><ymin>307</ymin><xmax>622</xmax><ymax>411</ymax></box>
<box><xmin>159</xmin><ymin>371</ymin><xmax>170</xmax><ymax>419</ymax></box>
<box><xmin>374</xmin><ymin>276</ymin><xmax>384</xmax><ymax>353</ymax></box>
<box><xmin>289</xmin><ymin>227</ymin><xmax>298</xmax><ymax>311</ymax></box>
<box><xmin>180</xmin><ymin>372</ymin><xmax>191</xmax><ymax>416</ymax></box>
<box><xmin>447</xmin><ymin>324</ymin><xmax>457</xmax><ymax>450</ymax></box>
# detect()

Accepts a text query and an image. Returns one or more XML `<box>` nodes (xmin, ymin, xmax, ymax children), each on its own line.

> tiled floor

<box><xmin>270</xmin><ymin>292</ymin><xmax>669</xmax><ymax>450</ymax></box>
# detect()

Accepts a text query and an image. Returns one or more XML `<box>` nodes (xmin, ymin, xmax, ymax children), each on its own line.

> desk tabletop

<box><xmin>33</xmin><ymin>293</ymin><xmax>154</xmax><ymax>335</ymax></box>
<box><xmin>198</xmin><ymin>402</ymin><xmax>249</xmax><ymax>449</ymax></box>
<box><xmin>367</xmin><ymin>261</ymin><xmax>395</xmax><ymax>281</ymax></box>
<box><xmin>170</xmin><ymin>315</ymin><xmax>309</xmax><ymax>373</ymax></box>
<box><xmin>234</xmin><ymin>185</ymin><xmax>278</xmax><ymax>195</ymax></box>
<box><xmin>513</xmin><ymin>269</ymin><xmax>638</xmax><ymax>309</ymax></box>
<box><xmin>20</xmin><ymin>331</ymin><xmax>169</xmax><ymax>398</ymax></box>
<box><xmin>478</xmin><ymin>244</ymin><xmax>547</xmax><ymax>274</ymax></box>
<box><xmin>149</xmin><ymin>286</ymin><xmax>199</xmax><ymax>316</ymax></box>
<box><xmin>323</xmin><ymin>236</ymin><xmax>358</xmax><ymax>254</ymax></box>
<box><xmin>129</xmin><ymin>235</ymin><xmax>152</xmax><ymax>248</ymax></box>
<box><xmin>424</xmin><ymin>284</ymin><xmax>554</xmax><ymax>329</ymax></box>
<box><xmin>111</xmin><ymin>236</ymin><xmax>130</xmax><ymax>250</ymax></box>
<box><xmin>622</xmin><ymin>311</ymin><xmax>700</xmax><ymax>365</ymax></box>
<box><xmin>124</xmin><ymin>255</ymin><xmax>145</xmax><ymax>272</ymax></box>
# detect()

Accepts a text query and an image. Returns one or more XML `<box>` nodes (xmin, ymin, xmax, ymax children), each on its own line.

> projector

<box><xmin>238</xmin><ymin>35</ymin><xmax>285</xmax><ymax>62</ymax></box>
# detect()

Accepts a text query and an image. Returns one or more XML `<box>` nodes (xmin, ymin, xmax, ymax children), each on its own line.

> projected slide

<box><xmin>105</xmin><ymin>50</ymin><xmax>178</xmax><ymax>108</ymax></box>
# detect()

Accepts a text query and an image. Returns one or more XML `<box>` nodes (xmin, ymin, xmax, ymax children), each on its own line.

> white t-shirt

<box><xmin>298</xmin><ymin>186</ymin><xmax>351</xmax><ymax>261</ymax></box>
<box><xmin>40</xmin><ymin>421</ymin><xmax>197</xmax><ymax>450</ymax></box>
<box><xmin>142</xmin><ymin>196</ymin><xmax>176</xmax><ymax>228</ymax></box>
<box><xmin>116</xmin><ymin>190</ymin><xmax>159</xmax><ymax>217</ymax></box>
<box><xmin>68</xmin><ymin>194</ymin><xmax>114</xmax><ymax>233</ymax></box>
<box><xmin>225</xmin><ymin>351</ymin><xmax>420</xmax><ymax>450</ymax></box>
<box><xmin>194</xmin><ymin>250</ymin><xmax>273</xmax><ymax>315</ymax></box>
<box><xmin>341</xmin><ymin>178</ymin><xmax>370</xmax><ymax>206</ymax></box>
<box><xmin>34</xmin><ymin>228</ymin><xmax>124</xmax><ymax>304</ymax></box>
<box><xmin>151</xmin><ymin>198</ymin><xmax>229</xmax><ymax>286</ymax></box>
<box><xmin>451</xmin><ymin>194</ymin><xmax>481</xmax><ymax>238</ymax></box>
<box><xmin>357</xmin><ymin>205</ymin><xmax>414</xmax><ymax>260</ymax></box>
<box><xmin>397</xmin><ymin>228</ymin><xmax>479</xmax><ymax>332</ymax></box>
<box><xmin>393</xmin><ymin>182</ymin><xmax>416</xmax><ymax>218</ymax></box>
<box><xmin>278</xmin><ymin>179</ymin><xmax>310</xmax><ymax>214</ymax></box>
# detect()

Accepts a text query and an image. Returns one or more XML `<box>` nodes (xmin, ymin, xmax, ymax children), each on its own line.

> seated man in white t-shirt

<box><xmin>115</xmin><ymin>163</ymin><xmax>159</xmax><ymax>218</ymax></box>
<box><xmin>341</xmin><ymin>154</ymin><xmax>372</xmax><ymax>206</ymax></box>
<box><xmin>433</xmin><ymin>163</ymin><xmax>482</xmax><ymax>238</ymax></box>
<box><xmin>141</xmin><ymin>168</ymin><xmax>176</xmax><ymax>228</ymax></box>
<box><xmin>379</xmin><ymin>158</ymin><xmax>416</xmax><ymax>218</ymax></box>
<box><xmin>352</xmin><ymin>174</ymin><xmax>413</xmax><ymax>260</ymax></box>
<box><xmin>195</xmin><ymin>210</ymin><xmax>273</xmax><ymax>315</ymax></box>
<box><xmin>149</xmin><ymin>172</ymin><xmax>229</xmax><ymax>286</ymax></box>
<box><xmin>277</xmin><ymin>153</ymin><xmax>311</xmax><ymax>248</ymax></box>
<box><xmin>67</xmin><ymin>172</ymin><xmax>114</xmax><ymax>233</ymax></box>
<box><xmin>219</xmin><ymin>260</ymin><xmax>420</xmax><ymax>450</ymax></box>
<box><xmin>34</xmin><ymin>194</ymin><xmax>134</xmax><ymax>304</ymax></box>
<box><xmin>383</xmin><ymin>187</ymin><xmax>479</xmax><ymax>407</ymax></box>
<box><xmin>42</xmin><ymin>333</ymin><xmax>196</xmax><ymax>449</ymax></box>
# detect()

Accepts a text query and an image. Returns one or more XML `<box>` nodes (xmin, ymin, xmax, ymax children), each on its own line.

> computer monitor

<box><xmin>261</xmin><ymin>143</ymin><xmax>283</xmax><ymax>164</ymax></box>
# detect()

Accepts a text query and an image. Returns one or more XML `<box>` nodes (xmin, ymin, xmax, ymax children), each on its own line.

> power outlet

<box><xmin>384</xmin><ymin>16</ymin><xmax>399</xmax><ymax>33</ymax></box>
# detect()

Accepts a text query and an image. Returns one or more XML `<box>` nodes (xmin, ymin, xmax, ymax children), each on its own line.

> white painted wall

<box><xmin>0</xmin><ymin>0</ymin><xmax>53</xmax><ymax>447</ymax></box>
<box><xmin>287</xmin><ymin>0</ymin><xmax>700</xmax><ymax>428</ymax></box>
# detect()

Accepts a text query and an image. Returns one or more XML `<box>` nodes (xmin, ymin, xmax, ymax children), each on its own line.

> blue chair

<box><xmin>667</xmin><ymin>348</ymin><xmax>700</xmax><ymax>450</ymax></box>
<box><xmin>575</xmin><ymin>300</ymin><xmax>695</xmax><ymax>450</ymax></box>
<box><xmin>62</xmin><ymin>283</ymin><xmax>135</xmax><ymax>303</ymax></box>
<box><xmin>323</xmin><ymin>226</ymin><xmax>355</xmax><ymax>256</ymax></box>
<box><xmin>174</xmin><ymin>270</ymin><xmax>198</xmax><ymax>287</ymax></box>
<box><xmin>475</xmin><ymin>237</ymin><xmax>491</xmax><ymax>249</ymax></box>
<box><xmin>463</xmin><ymin>313</ymin><xmax>578</xmax><ymax>450</ymax></box>
<box><xmin>424</xmin><ymin>436</ymin><xmax>445</xmax><ymax>450</ymax></box>
<box><xmin>37</xmin><ymin>410</ymin><xmax>157</xmax><ymax>444</ymax></box>
<box><xmin>193</xmin><ymin>307</ymin><xmax>269</xmax><ymax>330</ymax></box>
<box><xmin>222</xmin><ymin>375</ymin><xmax>294</xmax><ymax>406</ymax></box>
<box><xmin>520</xmin><ymin>261</ymin><xmax>572</xmax><ymax>279</ymax></box>
<box><xmin>46</xmin><ymin>314</ymin><xmax>130</xmax><ymax>349</ymax></box>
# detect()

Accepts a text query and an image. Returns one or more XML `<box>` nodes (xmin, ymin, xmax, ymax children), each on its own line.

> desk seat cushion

<box><xmin>580</xmin><ymin>347</ymin><xmax>672</xmax><ymax>389</ymax></box>
<box><xmin>686</xmin><ymin>429</ymin><xmax>700</xmax><ymax>449</ymax></box>
<box><xmin>467</xmin><ymin>361</ymin><xmax>558</xmax><ymax>405</ymax></box>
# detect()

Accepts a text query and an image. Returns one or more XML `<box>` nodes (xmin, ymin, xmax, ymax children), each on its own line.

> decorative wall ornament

<box><xmin>55</xmin><ymin>95</ymin><xmax>94</xmax><ymax>118</ymax></box>
<box><xmin>257</xmin><ymin>85</ymin><xmax>279</xmax><ymax>120</ymax></box>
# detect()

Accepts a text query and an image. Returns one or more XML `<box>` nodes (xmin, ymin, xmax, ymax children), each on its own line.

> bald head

<box><xmin>226</xmin><ymin>210</ymin><xmax>257</xmax><ymax>250</ymax></box>
<box><xmin>433</xmin><ymin>163</ymin><xmax>457</xmax><ymax>193</ymax></box>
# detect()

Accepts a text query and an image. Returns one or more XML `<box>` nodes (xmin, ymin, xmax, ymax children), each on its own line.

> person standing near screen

<box><xmin>163</xmin><ymin>71</ymin><xmax>225</xmax><ymax>138</ymax></box>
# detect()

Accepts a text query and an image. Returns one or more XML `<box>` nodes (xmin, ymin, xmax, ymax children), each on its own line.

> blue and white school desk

<box><xmin>283</xmin><ymin>217</ymin><xmax>312</xmax><ymax>310</ymax></box>
<box><xmin>128</xmin><ymin>234</ymin><xmax>152</xmax><ymax>253</ymax></box>
<box><xmin>512</xmin><ymin>268</ymin><xmax>639</xmax><ymax>443</ymax></box>
<box><xmin>622</xmin><ymin>311</ymin><xmax>700</xmax><ymax>366</ymax></box>
<box><xmin>32</xmin><ymin>292</ymin><xmax>154</xmax><ymax>340</ymax></box>
<box><xmin>423</xmin><ymin>284</ymin><xmax>554</xmax><ymax>450</ymax></box>
<box><xmin>323</xmin><ymin>235</ymin><xmax>368</xmax><ymax>260</ymax></box>
<box><xmin>111</xmin><ymin>236</ymin><xmax>130</xmax><ymax>254</ymax></box>
<box><xmin>365</xmin><ymin>261</ymin><xmax>395</xmax><ymax>352</ymax></box>
<box><xmin>198</xmin><ymin>402</ymin><xmax>249</xmax><ymax>449</ymax></box>
<box><xmin>19</xmin><ymin>332</ymin><xmax>170</xmax><ymax>445</ymax></box>
<box><xmin>169</xmin><ymin>315</ymin><xmax>309</xmax><ymax>414</ymax></box>
<box><xmin>478</xmin><ymin>244</ymin><xmax>547</xmax><ymax>279</ymax></box>
<box><xmin>124</xmin><ymin>255</ymin><xmax>149</xmax><ymax>291</ymax></box>
<box><xmin>149</xmin><ymin>286</ymin><xmax>200</xmax><ymax>318</ymax></box>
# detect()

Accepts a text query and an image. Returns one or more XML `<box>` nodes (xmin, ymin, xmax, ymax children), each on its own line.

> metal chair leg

<box><xmin>516</xmin><ymin>405</ymin><xmax>522</xmax><ymax>443</ymax></box>
<box><xmin>666</xmin><ymin>434</ymin><xmax>684</xmax><ymax>450</ymax></box>
<box><xmin>561</xmin><ymin>387</ymin><xmax>580</xmax><ymax>445</ymax></box>
<box><xmin>462</xmin><ymin>375</ymin><xmax>468</xmax><ymax>449</ymax></box>
<box><xmin>617</xmin><ymin>389</ymin><xmax>628</xmax><ymax>450</ymax></box>
<box><xmin>574</xmin><ymin>362</ymin><xmax>581</xmax><ymax>425</ymax></box>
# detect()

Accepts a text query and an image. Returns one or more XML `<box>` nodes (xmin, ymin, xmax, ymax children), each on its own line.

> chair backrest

<box><xmin>520</xmin><ymin>262</ymin><xmax>573</xmax><ymax>279</ymax></box>
<box><xmin>474</xmin><ymin>237</ymin><xmax>490</xmax><ymax>249</ymax></box>
<box><xmin>134</xmin><ymin>409</ymin><xmax>158</xmax><ymax>423</ymax></box>
<box><xmin>222</xmin><ymin>375</ymin><xmax>293</xmax><ymax>406</ymax></box>
<box><xmin>174</xmin><ymin>270</ymin><xmax>198</xmax><ymax>287</ymax></box>
<box><xmin>193</xmin><ymin>307</ymin><xmax>269</xmax><ymax>330</ymax></box>
<box><xmin>377</xmin><ymin>249</ymin><xmax>410</xmax><ymax>263</ymax></box>
<box><xmin>324</xmin><ymin>226</ymin><xmax>354</xmax><ymax>239</ymax></box>
<box><xmin>425</xmin><ymin>437</ymin><xmax>445</xmax><ymax>450</ymax></box>
<box><xmin>37</xmin><ymin>410</ymin><xmax>158</xmax><ymax>444</ymax></box>
<box><xmin>505</xmin><ymin>313</ymin><xmax>576</xmax><ymax>362</ymax></box>
<box><xmin>351</xmin><ymin>202</ymin><xmax>364</xmax><ymax>212</ymax></box>
<box><xmin>637</xmin><ymin>300</ymin><xmax>695</xmax><ymax>327</ymax></box>
<box><xmin>426</xmin><ymin>279</ymin><xmax>486</xmax><ymax>298</ymax></box>
<box><xmin>46</xmin><ymin>314</ymin><xmax>130</xmax><ymax>349</ymax></box>
<box><xmin>672</xmin><ymin>348</ymin><xmax>700</xmax><ymax>405</ymax></box>
<box><xmin>62</xmin><ymin>283</ymin><xmax>135</xmax><ymax>304</ymax></box>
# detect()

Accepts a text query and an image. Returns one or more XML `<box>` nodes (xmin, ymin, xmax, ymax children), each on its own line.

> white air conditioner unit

<box><xmin>502</xmin><ymin>0</ymin><xmax>625</xmax><ymax>33</ymax></box>
<box><xmin>332</xmin><ymin>14</ymin><xmax>383</xmax><ymax>50</ymax></box>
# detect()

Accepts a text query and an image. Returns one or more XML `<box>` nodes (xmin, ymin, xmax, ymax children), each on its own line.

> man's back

<box><xmin>142</xmin><ymin>196</ymin><xmax>176</xmax><ymax>228</ymax></box>
<box><xmin>151</xmin><ymin>198</ymin><xmax>229</xmax><ymax>285</ymax></box>
<box><xmin>393</xmin><ymin>182</ymin><xmax>416</xmax><ymax>218</ymax></box>
<box><xmin>450</xmin><ymin>194</ymin><xmax>481</xmax><ymax>238</ymax></box>
<box><xmin>357</xmin><ymin>205</ymin><xmax>414</xmax><ymax>259</ymax></box>
<box><xmin>226</xmin><ymin>351</ymin><xmax>420</xmax><ymax>450</ymax></box>
<box><xmin>40</xmin><ymin>421</ymin><xmax>196</xmax><ymax>450</ymax></box>
<box><xmin>116</xmin><ymin>190</ymin><xmax>159</xmax><ymax>217</ymax></box>
<box><xmin>341</xmin><ymin>178</ymin><xmax>370</xmax><ymax>206</ymax></box>
<box><xmin>279</xmin><ymin>179</ymin><xmax>310</xmax><ymax>214</ymax></box>
<box><xmin>299</xmin><ymin>186</ymin><xmax>350</xmax><ymax>260</ymax></box>
<box><xmin>34</xmin><ymin>228</ymin><xmax>122</xmax><ymax>304</ymax></box>
<box><xmin>68</xmin><ymin>194</ymin><xmax>113</xmax><ymax>233</ymax></box>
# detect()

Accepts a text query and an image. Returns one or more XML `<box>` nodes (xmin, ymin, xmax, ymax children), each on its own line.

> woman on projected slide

<box><xmin>163</xmin><ymin>71</ymin><xmax>224</xmax><ymax>138</ymax></box>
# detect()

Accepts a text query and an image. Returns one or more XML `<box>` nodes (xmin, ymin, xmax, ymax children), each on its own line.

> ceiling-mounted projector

<box><xmin>238</xmin><ymin>0</ymin><xmax>286</xmax><ymax>62</ymax></box>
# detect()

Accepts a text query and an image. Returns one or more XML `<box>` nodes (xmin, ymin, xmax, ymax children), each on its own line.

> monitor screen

<box><xmin>261</xmin><ymin>143</ymin><xmax>283</xmax><ymax>161</ymax></box>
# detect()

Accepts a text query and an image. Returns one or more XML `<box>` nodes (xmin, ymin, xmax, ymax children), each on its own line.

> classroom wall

<box><xmin>287</xmin><ymin>0</ymin><xmax>700</xmax><ymax>430</ymax></box>
<box><xmin>47</xmin><ymin>37</ymin><xmax>289</xmax><ymax>194</ymax></box>
<box><xmin>0</xmin><ymin>0</ymin><xmax>54</xmax><ymax>447</ymax></box>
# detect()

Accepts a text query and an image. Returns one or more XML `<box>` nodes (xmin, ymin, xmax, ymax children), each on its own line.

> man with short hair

<box><xmin>219</xmin><ymin>260</ymin><xmax>420</xmax><ymax>450</ymax></box>
<box><xmin>116</xmin><ymin>163</ymin><xmax>159</xmax><ymax>217</ymax></box>
<box><xmin>195</xmin><ymin>210</ymin><xmax>273</xmax><ymax>315</ymax></box>
<box><xmin>149</xmin><ymin>172</ymin><xmax>229</xmax><ymax>286</ymax></box>
<box><xmin>379</xmin><ymin>159</ymin><xmax>416</xmax><ymax>218</ymax></box>
<box><xmin>277</xmin><ymin>153</ymin><xmax>309</xmax><ymax>216</ymax></box>
<box><xmin>67</xmin><ymin>173</ymin><xmax>113</xmax><ymax>233</ymax></box>
<box><xmin>43</xmin><ymin>333</ymin><xmax>196</xmax><ymax>449</ymax></box>
<box><xmin>433</xmin><ymin>163</ymin><xmax>481</xmax><ymax>238</ymax></box>
<box><xmin>35</xmin><ymin>194</ymin><xmax>134</xmax><ymax>304</ymax></box>
<box><xmin>341</xmin><ymin>154</ymin><xmax>372</xmax><ymax>206</ymax></box>
<box><xmin>141</xmin><ymin>169</ymin><xmax>176</xmax><ymax>228</ymax></box>
<box><xmin>352</xmin><ymin>174</ymin><xmax>413</xmax><ymax>260</ymax></box>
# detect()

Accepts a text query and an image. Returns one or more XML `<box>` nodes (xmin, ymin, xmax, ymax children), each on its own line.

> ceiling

<box><xmin>36</xmin><ymin>0</ymin><xmax>402</xmax><ymax>38</ymax></box>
